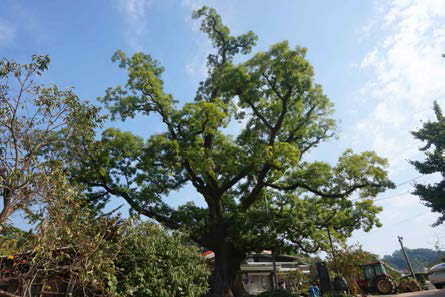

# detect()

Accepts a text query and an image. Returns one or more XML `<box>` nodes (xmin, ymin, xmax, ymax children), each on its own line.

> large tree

<box><xmin>66</xmin><ymin>7</ymin><xmax>394</xmax><ymax>297</ymax></box>
<box><xmin>411</xmin><ymin>101</ymin><xmax>445</xmax><ymax>226</ymax></box>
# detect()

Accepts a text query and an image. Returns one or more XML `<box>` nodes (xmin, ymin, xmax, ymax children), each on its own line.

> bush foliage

<box><xmin>1</xmin><ymin>171</ymin><xmax>209</xmax><ymax>297</ymax></box>
<box><xmin>114</xmin><ymin>222</ymin><xmax>210</xmax><ymax>297</ymax></box>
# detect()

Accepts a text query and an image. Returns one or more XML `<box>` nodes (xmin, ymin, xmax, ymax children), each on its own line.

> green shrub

<box><xmin>257</xmin><ymin>288</ymin><xmax>295</xmax><ymax>297</ymax></box>
<box><xmin>113</xmin><ymin>222</ymin><xmax>210</xmax><ymax>297</ymax></box>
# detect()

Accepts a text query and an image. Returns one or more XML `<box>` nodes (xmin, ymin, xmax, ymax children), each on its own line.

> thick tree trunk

<box><xmin>206</xmin><ymin>242</ymin><xmax>250</xmax><ymax>297</ymax></box>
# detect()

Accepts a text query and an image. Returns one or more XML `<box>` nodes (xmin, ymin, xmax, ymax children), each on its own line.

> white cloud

<box><xmin>181</xmin><ymin>0</ymin><xmax>211</xmax><ymax>80</ymax></box>
<box><xmin>0</xmin><ymin>21</ymin><xmax>15</xmax><ymax>48</ymax></box>
<box><xmin>349</xmin><ymin>0</ymin><xmax>445</xmax><ymax>254</ymax></box>
<box><xmin>185</xmin><ymin>52</ymin><xmax>208</xmax><ymax>78</ymax></box>
<box><xmin>181</xmin><ymin>0</ymin><xmax>205</xmax><ymax>11</ymax></box>
<box><xmin>354</xmin><ymin>0</ymin><xmax>445</xmax><ymax>170</ymax></box>
<box><xmin>115</xmin><ymin>0</ymin><xmax>154</xmax><ymax>51</ymax></box>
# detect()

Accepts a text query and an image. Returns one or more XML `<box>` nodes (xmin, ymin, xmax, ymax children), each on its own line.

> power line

<box><xmin>375</xmin><ymin>174</ymin><xmax>426</xmax><ymax>201</ymax></box>
<box><xmin>351</xmin><ymin>174</ymin><xmax>425</xmax><ymax>203</ymax></box>
<box><xmin>351</xmin><ymin>191</ymin><xmax>409</xmax><ymax>203</ymax></box>
<box><xmin>393</xmin><ymin>174</ymin><xmax>425</xmax><ymax>187</ymax></box>
<box><xmin>349</xmin><ymin>175</ymin><xmax>430</xmax><ymax>239</ymax></box>
<box><xmin>354</xmin><ymin>211</ymin><xmax>430</xmax><ymax>239</ymax></box>
<box><xmin>374</xmin><ymin>191</ymin><xmax>410</xmax><ymax>202</ymax></box>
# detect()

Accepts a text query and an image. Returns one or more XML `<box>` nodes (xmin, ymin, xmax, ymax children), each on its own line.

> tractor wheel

<box><xmin>375</xmin><ymin>277</ymin><xmax>397</xmax><ymax>295</ymax></box>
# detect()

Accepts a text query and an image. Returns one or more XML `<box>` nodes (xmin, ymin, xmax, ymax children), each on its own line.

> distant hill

<box><xmin>382</xmin><ymin>248</ymin><xmax>444</xmax><ymax>272</ymax></box>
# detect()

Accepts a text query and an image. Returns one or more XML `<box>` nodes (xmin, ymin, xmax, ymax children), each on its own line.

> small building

<box><xmin>202</xmin><ymin>250</ymin><xmax>310</xmax><ymax>295</ymax></box>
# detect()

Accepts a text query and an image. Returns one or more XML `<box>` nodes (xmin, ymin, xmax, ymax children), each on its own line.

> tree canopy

<box><xmin>411</xmin><ymin>101</ymin><xmax>445</xmax><ymax>226</ymax></box>
<box><xmin>61</xmin><ymin>7</ymin><xmax>394</xmax><ymax>297</ymax></box>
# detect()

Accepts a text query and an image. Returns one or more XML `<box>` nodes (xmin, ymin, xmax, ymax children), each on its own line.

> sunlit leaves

<box><xmin>192</xmin><ymin>6</ymin><xmax>258</xmax><ymax>65</ymax></box>
<box><xmin>71</xmin><ymin>7</ymin><xmax>394</xmax><ymax>261</ymax></box>
<box><xmin>115</xmin><ymin>222</ymin><xmax>210</xmax><ymax>297</ymax></box>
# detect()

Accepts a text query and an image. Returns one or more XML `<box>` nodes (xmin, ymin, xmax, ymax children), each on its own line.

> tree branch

<box><xmin>262</xmin><ymin>74</ymin><xmax>284</xmax><ymax>101</ymax></box>
<box><xmin>291</xmin><ymin>240</ymin><xmax>320</xmax><ymax>254</ymax></box>
<box><xmin>243</xmin><ymin>97</ymin><xmax>273</xmax><ymax>130</ymax></box>
<box><xmin>81</xmin><ymin>180</ymin><xmax>208</xmax><ymax>246</ymax></box>
<box><xmin>0</xmin><ymin>290</ymin><xmax>20</xmax><ymax>297</ymax></box>
<box><xmin>285</xmin><ymin>104</ymin><xmax>318</xmax><ymax>143</ymax></box>
<box><xmin>220</xmin><ymin>165</ymin><xmax>253</xmax><ymax>194</ymax></box>
<box><xmin>265</xmin><ymin>181</ymin><xmax>378</xmax><ymax>199</ymax></box>
<box><xmin>240</xmin><ymin>164</ymin><xmax>271</xmax><ymax>211</ymax></box>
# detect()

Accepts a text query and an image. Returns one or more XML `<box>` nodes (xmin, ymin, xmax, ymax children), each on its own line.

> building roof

<box><xmin>200</xmin><ymin>250</ymin><xmax>310</xmax><ymax>274</ymax></box>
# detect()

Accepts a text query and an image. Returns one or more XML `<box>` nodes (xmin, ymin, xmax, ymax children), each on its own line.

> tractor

<box><xmin>356</xmin><ymin>262</ymin><xmax>398</xmax><ymax>295</ymax></box>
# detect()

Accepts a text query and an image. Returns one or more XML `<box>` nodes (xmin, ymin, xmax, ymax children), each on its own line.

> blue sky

<box><xmin>1</xmin><ymin>0</ymin><xmax>445</xmax><ymax>257</ymax></box>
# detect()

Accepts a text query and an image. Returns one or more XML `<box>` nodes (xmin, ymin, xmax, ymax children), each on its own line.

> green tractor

<box><xmin>356</xmin><ymin>262</ymin><xmax>398</xmax><ymax>295</ymax></box>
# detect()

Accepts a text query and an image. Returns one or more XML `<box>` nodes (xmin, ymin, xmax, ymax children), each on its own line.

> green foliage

<box><xmin>15</xmin><ymin>170</ymin><xmax>209</xmax><ymax>296</ymax></box>
<box><xmin>59</xmin><ymin>6</ymin><xmax>395</xmax><ymax>295</ymax></box>
<box><xmin>327</xmin><ymin>243</ymin><xmax>379</xmax><ymax>295</ymax></box>
<box><xmin>70</xmin><ymin>5</ymin><xmax>394</xmax><ymax>251</ymax></box>
<box><xmin>0</xmin><ymin>225</ymin><xmax>34</xmax><ymax>255</ymax></box>
<box><xmin>0</xmin><ymin>54</ymin><xmax>210</xmax><ymax>296</ymax></box>
<box><xmin>411</xmin><ymin>101</ymin><xmax>445</xmax><ymax>225</ymax></box>
<box><xmin>115</xmin><ymin>222</ymin><xmax>209</xmax><ymax>297</ymax></box>
<box><xmin>30</xmin><ymin>170</ymin><xmax>122</xmax><ymax>295</ymax></box>
<box><xmin>256</xmin><ymin>288</ymin><xmax>295</xmax><ymax>297</ymax></box>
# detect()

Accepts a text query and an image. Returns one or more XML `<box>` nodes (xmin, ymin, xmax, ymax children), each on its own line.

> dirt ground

<box><xmin>370</xmin><ymin>288</ymin><xmax>444</xmax><ymax>297</ymax></box>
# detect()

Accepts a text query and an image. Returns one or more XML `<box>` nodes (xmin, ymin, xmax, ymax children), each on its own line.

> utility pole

<box><xmin>398</xmin><ymin>236</ymin><xmax>416</xmax><ymax>279</ymax></box>
<box><xmin>264</xmin><ymin>196</ymin><xmax>278</xmax><ymax>288</ymax></box>
<box><xmin>271</xmin><ymin>250</ymin><xmax>278</xmax><ymax>288</ymax></box>
<box><xmin>327</xmin><ymin>226</ymin><xmax>339</xmax><ymax>275</ymax></box>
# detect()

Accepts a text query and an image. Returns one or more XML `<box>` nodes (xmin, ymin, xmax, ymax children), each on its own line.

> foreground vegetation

<box><xmin>10</xmin><ymin>5</ymin><xmax>445</xmax><ymax>297</ymax></box>
<box><xmin>0</xmin><ymin>173</ymin><xmax>209</xmax><ymax>297</ymax></box>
